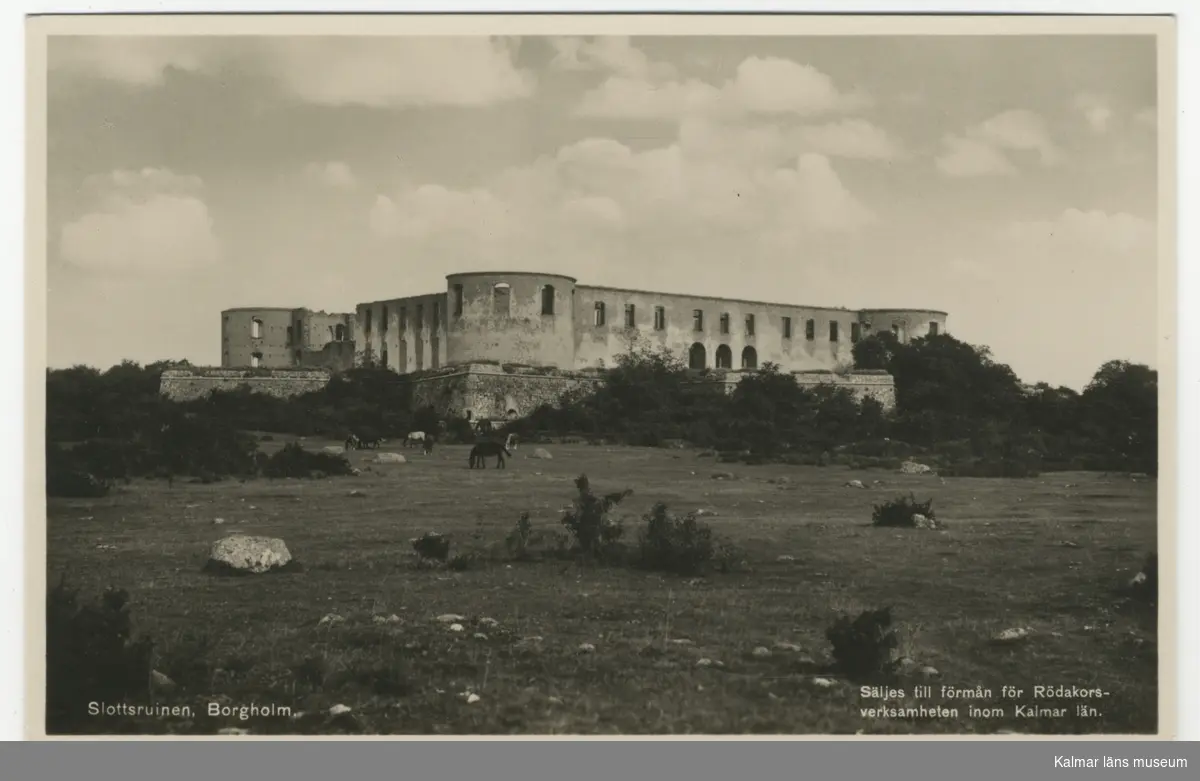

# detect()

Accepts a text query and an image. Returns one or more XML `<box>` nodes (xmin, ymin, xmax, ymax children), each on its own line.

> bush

<box><xmin>411</xmin><ymin>532</ymin><xmax>450</xmax><ymax>562</ymax></box>
<box><xmin>505</xmin><ymin>512</ymin><xmax>534</xmax><ymax>561</ymax></box>
<box><xmin>260</xmin><ymin>442</ymin><xmax>354</xmax><ymax>479</ymax></box>
<box><xmin>560</xmin><ymin>474</ymin><xmax>632</xmax><ymax>556</ymax></box>
<box><xmin>871</xmin><ymin>494</ymin><xmax>937</xmax><ymax>528</ymax></box>
<box><xmin>46</xmin><ymin>579</ymin><xmax>155</xmax><ymax>733</ymax></box>
<box><xmin>826</xmin><ymin>607</ymin><xmax>900</xmax><ymax>680</ymax></box>
<box><xmin>636</xmin><ymin>502</ymin><xmax>719</xmax><ymax>576</ymax></box>
<box><xmin>1127</xmin><ymin>552</ymin><xmax>1158</xmax><ymax>604</ymax></box>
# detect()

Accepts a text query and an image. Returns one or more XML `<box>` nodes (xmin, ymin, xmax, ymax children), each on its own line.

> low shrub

<box><xmin>560</xmin><ymin>474</ymin><xmax>632</xmax><ymax>556</ymax></box>
<box><xmin>260</xmin><ymin>442</ymin><xmax>354</xmax><ymax>479</ymax></box>
<box><xmin>46</xmin><ymin>579</ymin><xmax>155</xmax><ymax>733</ymax></box>
<box><xmin>635</xmin><ymin>502</ymin><xmax>727</xmax><ymax>576</ymax></box>
<box><xmin>505</xmin><ymin>512</ymin><xmax>534</xmax><ymax>561</ymax></box>
<box><xmin>826</xmin><ymin>607</ymin><xmax>900</xmax><ymax>680</ymax></box>
<box><xmin>411</xmin><ymin>532</ymin><xmax>451</xmax><ymax>562</ymax></box>
<box><xmin>871</xmin><ymin>494</ymin><xmax>937</xmax><ymax>528</ymax></box>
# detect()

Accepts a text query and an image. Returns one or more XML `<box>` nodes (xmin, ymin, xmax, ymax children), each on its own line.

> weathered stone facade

<box><xmin>708</xmin><ymin>369</ymin><xmax>897</xmax><ymax>409</ymax></box>
<box><xmin>160</xmin><ymin>368</ymin><xmax>332</xmax><ymax>402</ymax></box>
<box><xmin>409</xmin><ymin>363</ymin><xmax>606</xmax><ymax>422</ymax></box>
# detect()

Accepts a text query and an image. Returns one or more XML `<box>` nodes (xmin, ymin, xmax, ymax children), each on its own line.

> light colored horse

<box><xmin>404</xmin><ymin>431</ymin><xmax>426</xmax><ymax>449</ymax></box>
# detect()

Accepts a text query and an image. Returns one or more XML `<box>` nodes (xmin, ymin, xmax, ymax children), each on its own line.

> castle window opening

<box><xmin>250</xmin><ymin>351</ymin><xmax>262</xmax><ymax>368</ymax></box>
<box><xmin>745</xmin><ymin>313</ymin><xmax>755</xmax><ymax>337</ymax></box>
<box><xmin>381</xmin><ymin>347</ymin><xmax>389</xmax><ymax>369</ymax></box>
<box><xmin>719</xmin><ymin>313</ymin><xmax>730</xmax><ymax>334</ymax></box>
<box><xmin>294</xmin><ymin>350</ymin><xmax>302</xmax><ymax>364</ymax></box>
<box><xmin>594</xmin><ymin>301</ymin><xmax>606</xmax><ymax>326</ymax></box>
<box><xmin>693</xmin><ymin>309</ymin><xmax>704</xmax><ymax>332</ymax></box>
<box><xmin>688</xmin><ymin>342</ymin><xmax>706</xmax><ymax>370</ymax></box>
<box><xmin>433</xmin><ymin>302</ymin><xmax>440</xmax><ymax>329</ymax></box>
<box><xmin>624</xmin><ymin>303</ymin><xmax>636</xmax><ymax>328</ymax></box>
<box><xmin>782</xmin><ymin>316</ymin><xmax>793</xmax><ymax>339</ymax></box>
<box><xmin>715</xmin><ymin>344</ymin><xmax>732</xmax><ymax>369</ymax></box>
<box><xmin>741</xmin><ymin>346</ymin><xmax>758</xmax><ymax>370</ymax></box>
<box><xmin>507</xmin><ymin>409</ymin><xmax>518</xmax><ymax>419</ymax></box>
<box><xmin>654</xmin><ymin>306</ymin><xmax>665</xmax><ymax>330</ymax></box>
<box><xmin>251</xmin><ymin>318</ymin><xmax>263</xmax><ymax>339</ymax></box>
<box><xmin>892</xmin><ymin>323</ymin><xmax>907</xmax><ymax>342</ymax></box>
<box><xmin>335</xmin><ymin>324</ymin><xmax>345</xmax><ymax>341</ymax></box>
<box><xmin>454</xmin><ymin>284</ymin><xmax>464</xmax><ymax>317</ymax></box>
<box><xmin>382</xmin><ymin>305</ymin><xmax>389</xmax><ymax>331</ymax></box>
<box><xmin>851</xmin><ymin>322</ymin><xmax>862</xmax><ymax>343</ymax></box>
<box><xmin>493</xmin><ymin>283</ymin><xmax>511</xmax><ymax>317</ymax></box>
<box><xmin>286</xmin><ymin>325</ymin><xmax>293</xmax><ymax>345</ymax></box>
<box><xmin>399</xmin><ymin>307</ymin><xmax>406</xmax><ymax>332</ymax></box>
<box><xmin>805</xmin><ymin>318</ymin><xmax>815</xmax><ymax>340</ymax></box>
<box><xmin>364</xmin><ymin>309</ymin><xmax>372</xmax><ymax>332</ymax></box>
<box><xmin>416</xmin><ymin>304</ymin><xmax>424</xmax><ymax>331</ymax></box>
<box><xmin>830</xmin><ymin>321</ymin><xmax>840</xmax><ymax>342</ymax></box>
<box><xmin>541</xmin><ymin>285</ymin><xmax>555</xmax><ymax>315</ymax></box>
<box><xmin>929</xmin><ymin>322</ymin><xmax>939</xmax><ymax>336</ymax></box>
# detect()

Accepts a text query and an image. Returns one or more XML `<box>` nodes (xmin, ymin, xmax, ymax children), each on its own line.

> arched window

<box><xmin>380</xmin><ymin>347</ymin><xmax>389</xmax><ymax>370</ymax></box>
<box><xmin>507</xmin><ymin>408</ymin><xmax>519</xmax><ymax>419</ymax></box>
<box><xmin>335</xmin><ymin>324</ymin><xmax>345</xmax><ymax>341</ymax></box>
<box><xmin>715</xmin><ymin>344</ymin><xmax>732</xmax><ymax>369</ymax></box>
<box><xmin>250</xmin><ymin>351</ymin><xmax>263</xmax><ymax>368</ymax></box>
<box><xmin>688</xmin><ymin>342</ymin><xmax>706</xmax><ymax>370</ymax></box>
<box><xmin>493</xmin><ymin>283</ymin><xmax>511</xmax><ymax>316</ymax></box>
<box><xmin>542</xmin><ymin>285</ymin><xmax>555</xmax><ymax>315</ymax></box>
<box><xmin>250</xmin><ymin>318</ymin><xmax>263</xmax><ymax>339</ymax></box>
<box><xmin>741</xmin><ymin>346</ymin><xmax>758</xmax><ymax>370</ymax></box>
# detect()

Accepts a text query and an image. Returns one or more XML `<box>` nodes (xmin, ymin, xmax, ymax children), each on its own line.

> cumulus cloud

<box><xmin>59</xmin><ymin>168</ymin><xmax>221</xmax><ymax>273</ymax></box>
<box><xmin>549</xmin><ymin>36</ymin><xmax>676</xmax><ymax>81</ymax></box>
<box><xmin>50</xmin><ymin>36</ymin><xmax>535</xmax><ymax>108</ymax></box>
<box><xmin>258</xmin><ymin>37</ymin><xmax>534</xmax><ymax>108</ymax></box>
<box><xmin>793</xmin><ymin>119</ymin><xmax>907</xmax><ymax>160</ymax></box>
<box><xmin>574</xmin><ymin>43</ymin><xmax>868</xmax><ymax>121</ymax></box>
<box><xmin>935</xmin><ymin>135</ymin><xmax>1017</xmax><ymax>177</ymax></box>
<box><xmin>367</xmin><ymin>124</ymin><xmax>876</xmax><ymax>289</ymax></box>
<box><xmin>935</xmin><ymin>109</ymin><xmax>1059</xmax><ymax>177</ymax></box>
<box><xmin>304</xmin><ymin>161</ymin><xmax>357</xmax><ymax>189</ymax></box>
<box><xmin>1073</xmin><ymin>93</ymin><xmax>1114</xmax><ymax>134</ymax></box>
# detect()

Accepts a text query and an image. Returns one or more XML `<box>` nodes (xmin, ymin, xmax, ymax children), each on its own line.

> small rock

<box><xmin>920</xmin><ymin>666</ymin><xmax>940</xmax><ymax>678</ymax></box>
<box><xmin>992</xmin><ymin>627</ymin><xmax>1032</xmax><ymax>643</ymax></box>
<box><xmin>530</xmin><ymin>448</ymin><xmax>553</xmax><ymax>460</ymax></box>
<box><xmin>547</xmin><ymin>696</ymin><xmax>563</xmax><ymax>705</ymax></box>
<box><xmin>473</xmin><ymin>633</ymin><xmax>488</xmax><ymax>641</ymax></box>
<box><xmin>218</xmin><ymin>727</ymin><xmax>250</xmax><ymax>735</ymax></box>
<box><xmin>478</xmin><ymin>617</ymin><xmax>500</xmax><ymax>628</ymax></box>
<box><xmin>436</xmin><ymin>613</ymin><xmax>466</xmax><ymax>623</ymax></box>
<box><xmin>669</xmin><ymin>638</ymin><xmax>694</xmax><ymax>646</ymax></box>
<box><xmin>845</xmin><ymin>480</ymin><xmax>865</xmax><ymax>489</ymax></box>
<box><xmin>449</xmin><ymin>623</ymin><xmax>464</xmax><ymax>633</ymax></box>
<box><xmin>1061</xmin><ymin>540</ymin><xmax>1079</xmax><ymax>548</ymax></box>
<box><xmin>811</xmin><ymin>677</ymin><xmax>837</xmax><ymax>688</ymax></box>
<box><xmin>776</xmin><ymin>555</ymin><xmax>795</xmax><ymax>563</ymax></box>
<box><xmin>348</xmin><ymin>490</ymin><xmax>364</xmax><ymax>498</ymax></box>
<box><xmin>317</xmin><ymin>613</ymin><xmax>345</xmax><ymax>628</ymax></box>
<box><xmin>896</xmin><ymin>656</ymin><xmax>920</xmax><ymax>673</ymax></box>
<box><xmin>711</xmin><ymin>472</ymin><xmax>735</xmax><ymax>480</ymax></box>
<box><xmin>212</xmin><ymin>518</ymin><xmax>225</xmax><ymax>525</ymax></box>
<box><xmin>752</xmin><ymin>646</ymin><xmax>770</xmax><ymax>658</ymax></box>
<box><xmin>466</xmin><ymin>693</ymin><xmax>481</xmax><ymax>704</ymax></box>
<box><xmin>578</xmin><ymin>642</ymin><xmax>596</xmax><ymax>653</ymax></box>
<box><xmin>696</xmin><ymin>509</ymin><xmax>718</xmax><ymax>517</ymax></box>
<box><xmin>773</xmin><ymin>642</ymin><xmax>803</xmax><ymax>653</ymax></box>
<box><xmin>329</xmin><ymin>704</ymin><xmax>352</xmax><ymax>717</ymax></box>
<box><xmin>371</xmin><ymin>614</ymin><xmax>401</xmax><ymax>625</ymax></box>
<box><xmin>374</xmin><ymin>452</ymin><xmax>406</xmax><ymax>465</ymax></box>
<box><xmin>696</xmin><ymin>658</ymin><xmax>713</xmax><ymax>667</ymax></box>
<box><xmin>150</xmin><ymin>670</ymin><xmax>176</xmax><ymax>691</ymax></box>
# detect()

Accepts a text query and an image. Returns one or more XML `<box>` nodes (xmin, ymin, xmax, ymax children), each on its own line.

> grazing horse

<box><xmin>469</xmin><ymin>440</ymin><xmax>512</xmax><ymax>469</ymax></box>
<box><xmin>404</xmin><ymin>431</ymin><xmax>426</xmax><ymax>449</ymax></box>
<box><xmin>344</xmin><ymin>434</ymin><xmax>361</xmax><ymax>451</ymax></box>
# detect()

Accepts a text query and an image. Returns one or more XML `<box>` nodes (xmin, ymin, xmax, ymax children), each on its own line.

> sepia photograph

<box><xmin>27</xmin><ymin>13</ymin><xmax>1174</xmax><ymax>738</ymax></box>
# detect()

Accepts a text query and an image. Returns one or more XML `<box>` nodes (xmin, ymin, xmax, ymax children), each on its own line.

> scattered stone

<box><xmin>696</xmin><ymin>658</ymin><xmax>713</xmax><ymax>667</ymax></box>
<box><xmin>1060</xmin><ymin>540</ymin><xmax>1079</xmax><ymax>548</ymax></box>
<box><xmin>920</xmin><ymin>666</ymin><xmax>940</xmax><ymax>678</ymax></box>
<box><xmin>150</xmin><ymin>670</ymin><xmax>176</xmax><ymax>692</ymax></box>
<box><xmin>578</xmin><ymin>642</ymin><xmax>596</xmax><ymax>653</ymax></box>
<box><xmin>95</xmin><ymin>544</ymin><xmax>117</xmax><ymax>551</ymax></box>
<box><xmin>323</xmin><ymin>446</ymin><xmax>344</xmax><ymax>455</ymax></box>
<box><xmin>436</xmin><ymin>613</ymin><xmax>466</xmax><ymax>624</ymax></box>
<box><xmin>466</xmin><ymin>693</ymin><xmax>481</xmax><ymax>704</ymax></box>
<box><xmin>811</xmin><ymin>677</ymin><xmax>837</xmax><ymax>688</ymax></box>
<box><xmin>473</xmin><ymin>633</ymin><xmax>489</xmax><ymax>641</ymax></box>
<box><xmin>478</xmin><ymin>617</ymin><xmax>500</xmax><ymax>628</ymax></box>
<box><xmin>449</xmin><ymin>623</ymin><xmax>464</xmax><ymax>633</ymax></box>
<box><xmin>205</xmin><ymin>535</ymin><xmax>292</xmax><ymax>575</ymax></box>
<box><xmin>212</xmin><ymin>518</ymin><xmax>225</xmax><ymax>525</ymax></box>
<box><xmin>912</xmin><ymin>514</ymin><xmax>942</xmax><ymax>530</ymax></box>
<box><xmin>751</xmin><ymin>646</ymin><xmax>770</xmax><ymax>658</ymax></box>
<box><xmin>896</xmin><ymin>657</ymin><xmax>920</xmax><ymax>673</ymax></box>
<box><xmin>776</xmin><ymin>555</ymin><xmax>795</xmax><ymax>563</ymax></box>
<box><xmin>348</xmin><ymin>489</ymin><xmax>364</xmax><ymax>498</ymax></box>
<box><xmin>530</xmin><ymin>448</ymin><xmax>553</xmax><ymax>460</ymax></box>
<box><xmin>773</xmin><ymin>642</ymin><xmax>804</xmax><ymax>653</ymax></box>
<box><xmin>374</xmin><ymin>452</ymin><xmax>407</xmax><ymax>464</ymax></box>
<box><xmin>218</xmin><ymin>727</ymin><xmax>250</xmax><ymax>735</ymax></box>
<box><xmin>371</xmin><ymin>614</ymin><xmax>401</xmax><ymax>625</ymax></box>
<box><xmin>696</xmin><ymin>509</ymin><xmax>718</xmax><ymax>517</ymax></box>
<box><xmin>845</xmin><ymin>480</ymin><xmax>866</xmax><ymax>489</ymax></box>
<box><xmin>992</xmin><ymin>627</ymin><xmax>1032</xmax><ymax>644</ymax></box>
<box><xmin>329</xmin><ymin>704</ymin><xmax>352</xmax><ymax>717</ymax></box>
<box><xmin>900</xmin><ymin>461</ymin><xmax>933</xmax><ymax>475</ymax></box>
<box><xmin>317</xmin><ymin>613</ymin><xmax>345</xmax><ymax>628</ymax></box>
<box><xmin>548</xmin><ymin>696</ymin><xmax>563</xmax><ymax>705</ymax></box>
<box><xmin>711</xmin><ymin>472</ymin><xmax>735</xmax><ymax>480</ymax></box>
<box><xmin>669</xmin><ymin>638</ymin><xmax>694</xmax><ymax>646</ymax></box>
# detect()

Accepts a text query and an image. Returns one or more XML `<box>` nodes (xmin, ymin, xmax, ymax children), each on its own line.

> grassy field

<box><xmin>46</xmin><ymin>436</ymin><xmax>1159</xmax><ymax>735</ymax></box>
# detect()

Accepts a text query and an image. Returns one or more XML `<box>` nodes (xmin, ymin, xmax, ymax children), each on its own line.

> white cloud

<box><xmin>574</xmin><ymin>45</ymin><xmax>868</xmax><ymax>121</ymax></box>
<box><xmin>935</xmin><ymin>135</ymin><xmax>1017</xmax><ymax>177</ymax></box>
<box><xmin>259</xmin><ymin>37</ymin><xmax>534</xmax><ymax>108</ymax></box>
<box><xmin>549</xmin><ymin>36</ymin><xmax>676</xmax><ymax>81</ymax></box>
<box><xmin>59</xmin><ymin>168</ymin><xmax>221</xmax><ymax>273</ymax></box>
<box><xmin>49</xmin><ymin>37</ymin><xmax>222</xmax><ymax>86</ymax></box>
<box><xmin>1073</xmin><ymin>93</ymin><xmax>1114</xmax><ymax>134</ymax></box>
<box><xmin>304</xmin><ymin>161</ymin><xmax>357</xmax><ymax>190</ymax></box>
<box><xmin>793</xmin><ymin>119</ymin><xmax>907</xmax><ymax>160</ymax></box>
<box><xmin>50</xmin><ymin>36</ymin><xmax>535</xmax><ymax>109</ymax></box>
<box><xmin>1004</xmin><ymin>208</ymin><xmax>1155</xmax><ymax>253</ymax></box>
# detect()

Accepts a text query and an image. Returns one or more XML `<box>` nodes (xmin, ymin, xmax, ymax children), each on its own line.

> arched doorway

<box><xmin>688</xmin><ymin>342</ymin><xmax>706</xmax><ymax>370</ymax></box>
<box><xmin>741</xmin><ymin>346</ymin><xmax>758</xmax><ymax>369</ymax></box>
<box><xmin>715</xmin><ymin>344</ymin><xmax>732</xmax><ymax>369</ymax></box>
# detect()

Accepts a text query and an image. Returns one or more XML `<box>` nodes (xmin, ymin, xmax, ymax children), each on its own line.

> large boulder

<box><xmin>530</xmin><ymin>448</ymin><xmax>553</xmax><ymax>460</ymax></box>
<box><xmin>899</xmin><ymin>461</ymin><xmax>933</xmax><ymax>475</ymax></box>
<box><xmin>205</xmin><ymin>535</ymin><xmax>293</xmax><ymax>575</ymax></box>
<box><xmin>323</xmin><ymin>445</ymin><xmax>345</xmax><ymax>455</ymax></box>
<box><xmin>374</xmin><ymin>452</ymin><xmax>407</xmax><ymax>464</ymax></box>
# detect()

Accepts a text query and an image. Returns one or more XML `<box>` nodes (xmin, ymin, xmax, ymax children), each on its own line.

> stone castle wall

<box><xmin>708</xmin><ymin>369</ymin><xmax>896</xmax><ymax>409</ymax></box>
<box><xmin>159</xmin><ymin>368</ymin><xmax>332</xmax><ymax>402</ymax></box>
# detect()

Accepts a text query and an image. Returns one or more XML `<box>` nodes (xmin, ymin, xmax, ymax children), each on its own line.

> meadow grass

<box><xmin>46</xmin><ymin>437</ymin><xmax>1158</xmax><ymax>735</ymax></box>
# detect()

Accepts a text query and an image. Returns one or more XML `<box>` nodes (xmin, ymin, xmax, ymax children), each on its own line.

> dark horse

<box><xmin>469</xmin><ymin>440</ymin><xmax>511</xmax><ymax>469</ymax></box>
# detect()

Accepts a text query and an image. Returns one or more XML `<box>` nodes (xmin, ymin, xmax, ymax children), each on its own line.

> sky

<box><xmin>44</xmin><ymin>34</ymin><xmax>1161</xmax><ymax>390</ymax></box>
